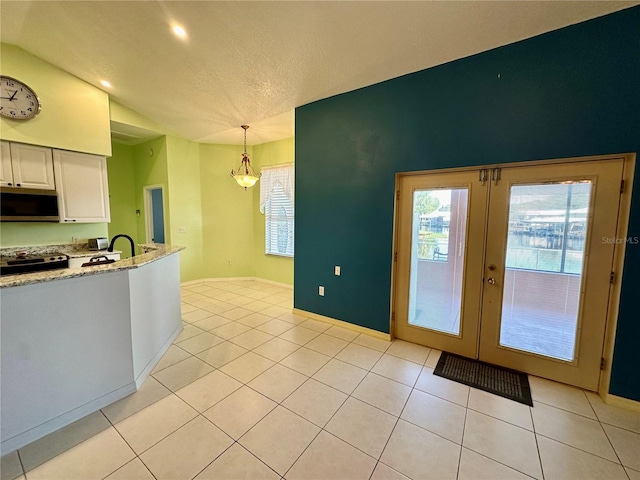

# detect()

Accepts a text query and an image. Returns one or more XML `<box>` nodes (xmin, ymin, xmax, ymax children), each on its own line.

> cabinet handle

<box><xmin>7</xmin><ymin>182</ymin><xmax>11</xmax><ymax>186</ymax></box>
<box><xmin>16</xmin><ymin>183</ymin><xmax>21</xmax><ymax>187</ymax></box>
<box><xmin>65</xmin><ymin>219</ymin><xmax>77</xmax><ymax>222</ymax></box>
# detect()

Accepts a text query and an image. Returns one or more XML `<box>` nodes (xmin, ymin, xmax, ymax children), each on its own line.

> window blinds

<box><xmin>261</xmin><ymin>165</ymin><xmax>294</xmax><ymax>257</ymax></box>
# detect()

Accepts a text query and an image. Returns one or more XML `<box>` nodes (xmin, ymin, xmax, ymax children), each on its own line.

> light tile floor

<box><xmin>2</xmin><ymin>279</ymin><xmax>640</xmax><ymax>480</ymax></box>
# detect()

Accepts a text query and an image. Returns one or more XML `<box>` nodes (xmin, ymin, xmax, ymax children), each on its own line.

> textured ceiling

<box><xmin>1</xmin><ymin>1</ymin><xmax>636</xmax><ymax>145</ymax></box>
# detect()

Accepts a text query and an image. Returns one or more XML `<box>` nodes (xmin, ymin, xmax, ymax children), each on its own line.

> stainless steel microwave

<box><xmin>0</xmin><ymin>187</ymin><xmax>60</xmax><ymax>222</ymax></box>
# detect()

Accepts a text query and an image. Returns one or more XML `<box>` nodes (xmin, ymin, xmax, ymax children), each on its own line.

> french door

<box><xmin>394</xmin><ymin>158</ymin><xmax>625</xmax><ymax>390</ymax></box>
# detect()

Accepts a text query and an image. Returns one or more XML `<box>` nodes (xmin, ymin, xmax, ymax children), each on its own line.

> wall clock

<box><xmin>0</xmin><ymin>76</ymin><xmax>42</xmax><ymax>120</ymax></box>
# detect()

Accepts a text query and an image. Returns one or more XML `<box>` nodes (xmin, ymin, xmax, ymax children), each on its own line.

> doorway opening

<box><xmin>143</xmin><ymin>185</ymin><xmax>165</xmax><ymax>244</ymax></box>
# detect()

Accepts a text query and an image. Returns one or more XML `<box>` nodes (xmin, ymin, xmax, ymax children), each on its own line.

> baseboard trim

<box><xmin>134</xmin><ymin>323</ymin><xmax>183</xmax><ymax>389</ymax></box>
<box><xmin>182</xmin><ymin>277</ymin><xmax>293</xmax><ymax>289</ymax></box>
<box><xmin>0</xmin><ymin>383</ymin><xmax>136</xmax><ymax>456</ymax></box>
<box><xmin>293</xmin><ymin>308</ymin><xmax>391</xmax><ymax>341</ymax></box>
<box><xmin>602</xmin><ymin>393</ymin><xmax>640</xmax><ymax>412</ymax></box>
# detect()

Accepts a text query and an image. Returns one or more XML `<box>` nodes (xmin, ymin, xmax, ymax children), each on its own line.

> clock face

<box><xmin>0</xmin><ymin>76</ymin><xmax>41</xmax><ymax>120</ymax></box>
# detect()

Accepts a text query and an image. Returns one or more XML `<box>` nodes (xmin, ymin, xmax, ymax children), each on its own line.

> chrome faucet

<box><xmin>108</xmin><ymin>234</ymin><xmax>135</xmax><ymax>258</ymax></box>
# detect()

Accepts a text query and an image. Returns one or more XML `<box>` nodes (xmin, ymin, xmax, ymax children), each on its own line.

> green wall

<box><xmin>106</xmin><ymin>142</ymin><xmax>138</xmax><ymax>258</ymax></box>
<box><xmin>107</xmin><ymin>136</ymin><xmax>206</xmax><ymax>280</ymax></box>
<box><xmin>295</xmin><ymin>8</ymin><xmax>640</xmax><ymax>400</ymax></box>
<box><xmin>132</xmin><ymin>137</ymin><xmax>170</xmax><ymax>250</ymax></box>
<box><xmin>0</xmin><ymin>43</ymin><xmax>111</xmax><ymax>156</ymax></box>
<box><xmin>200</xmin><ymin>144</ymin><xmax>255</xmax><ymax>278</ymax></box>
<box><xmin>252</xmin><ymin>138</ymin><xmax>295</xmax><ymax>285</ymax></box>
<box><xmin>106</xmin><ymin>137</ymin><xmax>295</xmax><ymax>283</ymax></box>
<box><xmin>166</xmin><ymin>136</ymin><xmax>205</xmax><ymax>281</ymax></box>
<box><xmin>110</xmin><ymin>100</ymin><xmax>167</xmax><ymax>135</ymax></box>
<box><xmin>0</xmin><ymin>223</ymin><xmax>107</xmax><ymax>248</ymax></box>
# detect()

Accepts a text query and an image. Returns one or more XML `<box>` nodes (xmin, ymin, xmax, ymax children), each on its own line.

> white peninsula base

<box><xmin>0</xmin><ymin>248</ymin><xmax>182</xmax><ymax>454</ymax></box>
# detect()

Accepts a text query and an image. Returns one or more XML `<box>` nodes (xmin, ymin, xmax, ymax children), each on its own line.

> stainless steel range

<box><xmin>0</xmin><ymin>253</ymin><xmax>69</xmax><ymax>275</ymax></box>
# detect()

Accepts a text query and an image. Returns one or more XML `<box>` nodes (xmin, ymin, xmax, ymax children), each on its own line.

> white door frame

<box><xmin>143</xmin><ymin>184</ymin><xmax>165</xmax><ymax>244</ymax></box>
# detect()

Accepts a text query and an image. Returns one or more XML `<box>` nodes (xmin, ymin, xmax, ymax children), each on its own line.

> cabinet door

<box><xmin>53</xmin><ymin>150</ymin><xmax>111</xmax><ymax>223</ymax></box>
<box><xmin>9</xmin><ymin>143</ymin><xmax>55</xmax><ymax>190</ymax></box>
<box><xmin>0</xmin><ymin>141</ymin><xmax>13</xmax><ymax>187</ymax></box>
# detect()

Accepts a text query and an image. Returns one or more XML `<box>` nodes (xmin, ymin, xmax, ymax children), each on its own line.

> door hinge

<box><xmin>479</xmin><ymin>169</ymin><xmax>488</xmax><ymax>186</ymax></box>
<box><xmin>396</xmin><ymin>190</ymin><xmax>400</xmax><ymax>201</ymax></box>
<box><xmin>492</xmin><ymin>168</ymin><xmax>502</xmax><ymax>186</ymax></box>
<box><xmin>610</xmin><ymin>271</ymin><xmax>615</xmax><ymax>284</ymax></box>
<box><xmin>620</xmin><ymin>179</ymin><xmax>625</xmax><ymax>194</ymax></box>
<box><xmin>601</xmin><ymin>357</ymin><xmax>606</xmax><ymax>370</ymax></box>
<box><xmin>391</xmin><ymin>311</ymin><xmax>395</xmax><ymax>322</ymax></box>
<box><xmin>394</xmin><ymin>252</ymin><xmax>398</xmax><ymax>262</ymax></box>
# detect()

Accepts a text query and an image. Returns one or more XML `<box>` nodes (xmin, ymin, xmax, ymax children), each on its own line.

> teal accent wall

<box><xmin>294</xmin><ymin>8</ymin><xmax>640</xmax><ymax>400</ymax></box>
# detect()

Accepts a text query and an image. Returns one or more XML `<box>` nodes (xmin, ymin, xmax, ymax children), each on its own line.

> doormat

<box><xmin>434</xmin><ymin>352</ymin><xmax>533</xmax><ymax>406</ymax></box>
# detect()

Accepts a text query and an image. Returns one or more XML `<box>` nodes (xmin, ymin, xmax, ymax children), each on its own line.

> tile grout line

<box><xmin>584</xmin><ymin>389</ymin><xmax>630</xmax><ymax>470</ymax></box>
<box><xmin>15</xmin><ymin>448</ymin><xmax>26</xmax><ymax>480</ymax></box>
<box><xmin>534</xmin><ymin>431</ymin><xmax>628</xmax><ymax>467</ymax></box>
<box><xmin>530</xmin><ymin>402</ymin><xmax>546</xmax><ymax>480</ymax></box>
<box><xmin>531</xmin><ymin>390</ymin><xmax>629</xmax><ymax>468</ymax></box>
<box><xmin>97</xmin><ymin>409</ymin><xmax>159</xmax><ymax>480</ymax></box>
<box><xmin>454</xmin><ymin>387</ymin><xmax>472</xmax><ymax>480</ymax></box>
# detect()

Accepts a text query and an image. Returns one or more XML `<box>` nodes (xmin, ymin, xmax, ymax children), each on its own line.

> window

<box><xmin>504</xmin><ymin>182</ymin><xmax>590</xmax><ymax>274</ymax></box>
<box><xmin>260</xmin><ymin>164</ymin><xmax>294</xmax><ymax>257</ymax></box>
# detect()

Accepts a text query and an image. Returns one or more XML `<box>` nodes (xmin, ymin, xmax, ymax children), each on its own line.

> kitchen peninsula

<box><xmin>0</xmin><ymin>244</ymin><xmax>184</xmax><ymax>454</ymax></box>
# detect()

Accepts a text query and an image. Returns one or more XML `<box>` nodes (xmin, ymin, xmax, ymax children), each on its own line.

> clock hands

<box><xmin>1</xmin><ymin>90</ymin><xmax>18</xmax><ymax>101</ymax></box>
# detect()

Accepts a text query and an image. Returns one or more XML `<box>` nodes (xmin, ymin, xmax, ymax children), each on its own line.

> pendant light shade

<box><xmin>231</xmin><ymin>125</ymin><xmax>261</xmax><ymax>189</ymax></box>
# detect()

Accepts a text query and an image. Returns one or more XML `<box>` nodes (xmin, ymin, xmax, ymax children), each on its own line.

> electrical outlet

<box><xmin>319</xmin><ymin>286</ymin><xmax>325</xmax><ymax>296</ymax></box>
<box><xmin>335</xmin><ymin>266</ymin><xmax>341</xmax><ymax>276</ymax></box>
<box><xmin>178</xmin><ymin>226</ymin><xmax>186</xmax><ymax>233</ymax></box>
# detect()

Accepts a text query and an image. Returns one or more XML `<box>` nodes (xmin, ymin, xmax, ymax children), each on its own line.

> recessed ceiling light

<box><xmin>172</xmin><ymin>25</ymin><xmax>187</xmax><ymax>39</ymax></box>
<box><xmin>100</xmin><ymin>80</ymin><xmax>112</xmax><ymax>88</ymax></box>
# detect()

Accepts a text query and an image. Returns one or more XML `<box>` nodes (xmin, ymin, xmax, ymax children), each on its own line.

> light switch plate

<box><xmin>319</xmin><ymin>286</ymin><xmax>325</xmax><ymax>296</ymax></box>
<box><xmin>335</xmin><ymin>266</ymin><xmax>341</xmax><ymax>276</ymax></box>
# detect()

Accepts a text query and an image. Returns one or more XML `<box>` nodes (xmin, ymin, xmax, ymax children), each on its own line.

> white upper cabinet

<box><xmin>0</xmin><ymin>141</ymin><xmax>12</xmax><ymax>186</ymax></box>
<box><xmin>53</xmin><ymin>149</ymin><xmax>111</xmax><ymax>223</ymax></box>
<box><xmin>0</xmin><ymin>141</ymin><xmax>56</xmax><ymax>190</ymax></box>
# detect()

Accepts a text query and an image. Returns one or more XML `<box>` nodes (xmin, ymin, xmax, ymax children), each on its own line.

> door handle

<box><xmin>487</xmin><ymin>277</ymin><xmax>496</xmax><ymax>285</ymax></box>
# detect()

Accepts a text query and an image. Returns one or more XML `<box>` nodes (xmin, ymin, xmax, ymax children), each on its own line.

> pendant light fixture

<box><xmin>231</xmin><ymin>125</ymin><xmax>261</xmax><ymax>189</ymax></box>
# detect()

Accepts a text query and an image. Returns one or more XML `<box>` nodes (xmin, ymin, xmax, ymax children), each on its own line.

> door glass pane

<box><xmin>500</xmin><ymin>182</ymin><xmax>591</xmax><ymax>361</ymax></box>
<box><xmin>408</xmin><ymin>188</ymin><xmax>468</xmax><ymax>335</ymax></box>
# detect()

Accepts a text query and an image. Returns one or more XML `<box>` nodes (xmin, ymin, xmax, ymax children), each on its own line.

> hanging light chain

<box><xmin>231</xmin><ymin>124</ymin><xmax>261</xmax><ymax>190</ymax></box>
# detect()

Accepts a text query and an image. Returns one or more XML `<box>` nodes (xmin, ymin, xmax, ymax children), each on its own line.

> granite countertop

<box><xmin>0</xmin><ymin>243</ymin><xmax>185</xmax><ymax>289</ymax></box>
<box><xmin>66</xmin><ymin>249</ymin><xmax>122</xmax><ymax>258</ymax></box>
<box><xmin>0</xmin><ymin>243</ymin><xmax>121</xmax><ymax>259</ymax></box>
